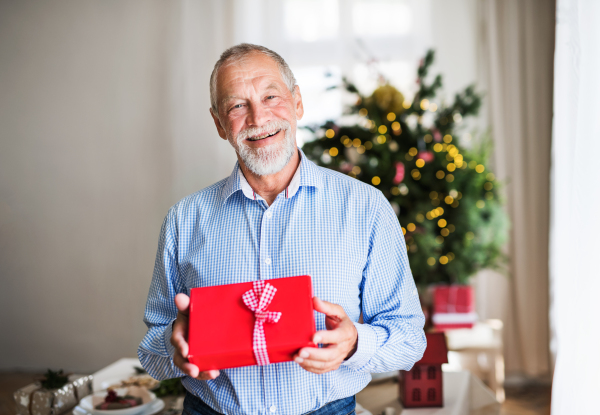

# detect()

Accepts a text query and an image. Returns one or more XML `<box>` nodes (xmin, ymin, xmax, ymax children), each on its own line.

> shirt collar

<box><xmin>219</xmin><ymin>149</ymin><xmax>323</xmax><ymax>204</ymax></box>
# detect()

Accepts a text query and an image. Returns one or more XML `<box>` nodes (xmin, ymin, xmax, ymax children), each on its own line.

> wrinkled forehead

<box><xmin>216</xmin><ymin>53</ymin><xmax>285</xmax><ymax>97</ymax></box>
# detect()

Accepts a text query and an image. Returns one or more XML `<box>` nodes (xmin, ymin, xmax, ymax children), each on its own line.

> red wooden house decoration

<box><xmin>398</xmin><ymin>332</ymin><xmax>448</xmax><ymax>408</ymax></box>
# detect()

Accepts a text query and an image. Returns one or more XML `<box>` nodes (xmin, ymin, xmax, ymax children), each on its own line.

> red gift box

<box><xmin>431</xmin><ymin>285</ymin><xmax>477</xmax><ymax>330</ymax></box>
<box><xmin>188</xmin><ymin>275</ymin><xmax>316</xmax><ymax>371</ymax></box>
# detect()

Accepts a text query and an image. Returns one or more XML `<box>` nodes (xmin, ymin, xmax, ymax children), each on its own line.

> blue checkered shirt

<box><xmin>138</xmin><ymin>149</ymin><xmax>426</xmax><ymax>415</ymax></box>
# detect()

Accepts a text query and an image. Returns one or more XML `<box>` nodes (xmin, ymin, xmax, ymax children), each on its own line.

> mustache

<box><xmin>236</xmin><ymin>119</ymin><xmax>291</xmax><ymax>142</ymax></box>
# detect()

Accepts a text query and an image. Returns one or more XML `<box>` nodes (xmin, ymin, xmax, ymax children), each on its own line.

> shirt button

<box><xmin>270</xmin><ymin>406</ymin><xmax>276</xmax><ymax>413</ymax></box>
<box><xmin>265</xmin><ymin>258</ymin><xmax>272</xmax><ymax>265</ymax></box>
<box><xmin>266</xmin><ymin>211</ymin><xmax>272</xmax><ymax>219</ymax></box>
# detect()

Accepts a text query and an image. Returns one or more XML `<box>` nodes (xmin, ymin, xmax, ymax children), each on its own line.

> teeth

<box><xmin>248</xmin><ymin>130</ymin><xmax>279</xmax><ymax>141</ymax></box>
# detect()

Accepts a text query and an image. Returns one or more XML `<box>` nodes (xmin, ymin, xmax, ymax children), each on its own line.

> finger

<box><xmin>171</xmin><ymin>320</ymin><xmax>189</xmax><ymax>357</ymax></box>
<box><xmin>173</xmin><ymin>351</ymin><xmax>199</xmax><ymax>378</ymax></box>
<box><xmin>196</xmin><ymin>370</ymin><xmax>220</xmax><ymax>381</ymax></box>
<box><xmin>312</xmin><ymin>297</ymin><xmax>345</xmax><ymax>319</ymax></box>
<box><xmin>175</xmin><ymin>293</ymin><xmax>190</xmax><ymax>315</ymax></box>
<box><xmin>312</xmin><ymin>328</ymin><xmax>347</xmax><ymax>345</ymax></box>
<box><xmin>295</xmin><ymin>345</ymin><xmax>339</xmax><ymax>363</ymax></box>
<box><xmin>295</xmin><ymin>355</ymin><xmax>340</xmax><ymax>374</ymax></box>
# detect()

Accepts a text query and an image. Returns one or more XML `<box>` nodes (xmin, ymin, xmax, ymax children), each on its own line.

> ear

<box><xmin>210</xmin><ymin>108</ymin><xmax>228</xmax><ymax>140</ymax></box>
<box><xmin>293</xmin><ymin>85</ymin><xmax>304</xmax><ymax>121</ymax></box>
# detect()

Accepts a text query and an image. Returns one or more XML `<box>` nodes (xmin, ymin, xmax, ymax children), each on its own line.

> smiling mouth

<box><xmin>247</xmin><ymin>130</ymin><xmax>281</xmax><ymax>141</ymax></box>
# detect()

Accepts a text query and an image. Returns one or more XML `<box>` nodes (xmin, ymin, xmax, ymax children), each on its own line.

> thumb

<box><xmin>175</xmin><ymin>293</ymin><xmax>190</xmax><ymax>315</ymax></box>
<box><xmin>313</xmin><ymin>297</ymin><xmax>343</xmax><ymax>318</ymax></box>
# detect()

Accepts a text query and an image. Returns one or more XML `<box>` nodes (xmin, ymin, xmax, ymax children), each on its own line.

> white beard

<box><xmin>228</xmin><ymin>119</ymin><xmax>296</xmax><ymax>177</ymax></box>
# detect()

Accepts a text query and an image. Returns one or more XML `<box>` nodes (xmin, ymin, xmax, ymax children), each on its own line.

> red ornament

<box><xmin>417</xmin><ymin>151</ymin><xmax>434</xmax><ymax>164</ymax></box>
<box><xmin>394</xmin><ymin>162</ymin><xmax>405</xmax><ymax>184</ymax></box>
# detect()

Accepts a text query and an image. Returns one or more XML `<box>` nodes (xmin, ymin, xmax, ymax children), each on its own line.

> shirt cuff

<box><xmin>341</xmin><ymin>321</ymin><xmax>378</xmax><ymax>371</ymax></box>
<box><xmin>164</xmin><ymin>319</ymin><xmax>177</xmax><ymax>357</ymax></box>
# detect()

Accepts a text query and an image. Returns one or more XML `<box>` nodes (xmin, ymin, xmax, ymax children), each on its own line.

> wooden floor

<box><xmin>1</xmin><ymin>372</ymin><xmax>551</xmax><ymax>415</ymax></box>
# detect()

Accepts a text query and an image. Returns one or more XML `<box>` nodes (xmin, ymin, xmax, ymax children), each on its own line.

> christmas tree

<box><xmin>302</xmin><ymin>50</ymin><xmax>509</xmax><ymax>286</ymax></box>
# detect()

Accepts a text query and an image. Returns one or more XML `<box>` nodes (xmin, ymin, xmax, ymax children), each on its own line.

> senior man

<box><xmin>138</xmin><ymin>44</ymin><xmax>426</xmax><ymax>415</ymax></box>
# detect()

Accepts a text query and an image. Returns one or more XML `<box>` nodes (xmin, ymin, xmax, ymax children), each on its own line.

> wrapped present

<box><xmin>14</xmin><ymin>373</ymin><xmax>93</xmax><ymax>415</ymax></box>
<box><xmin>188</xmin><ymin>275</ymin><xmax>316</xmax><ymax>371</ymax></box>
<box><xmin>431</xmin><ymin>285</ymin><xmax>477</xmax><ymax>330</ymax></box>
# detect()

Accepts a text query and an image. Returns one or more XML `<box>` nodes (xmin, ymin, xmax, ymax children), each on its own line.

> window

<box><xmin>427</xmin><ymin>388</ymin><xmax>436</xmax><ymax>402</ymax></box>
<box><xmin>412</xmin><ymin>366</ymin><xmax>421</xmax><ymax>380</ymax></box>
<box><xmin>412</xmin><ymin>388</ymin><xmax>421</xmax><ymax>402</ymax></box>
<box><xmin>427</xmin><ymin>366</ymin><xmax>436</xmax><ymax>380</ymax></box>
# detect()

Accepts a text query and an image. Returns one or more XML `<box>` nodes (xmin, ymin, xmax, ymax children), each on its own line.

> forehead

<box><xmin>216</xmin><ymin>53</ymin><xmax>286</xmax><ymax>97</ymax></box>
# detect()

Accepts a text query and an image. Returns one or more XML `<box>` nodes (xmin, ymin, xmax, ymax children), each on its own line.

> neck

<box><xmin>239</xmin><ymin>149</ymin><xmax>301</xmax><ymax>206</ymax></box>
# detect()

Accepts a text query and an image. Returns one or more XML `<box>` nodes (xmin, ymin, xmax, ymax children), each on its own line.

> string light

<box><xmin>329</xmin><ymin>147</ymin><xmax>338</xmax><ymax>157</ymax></box>
<box><xmin>429</xmin><ymin>103</ymin><xmax>438</xmax><ymax>112</ymax></box>
<box><xmin>420</xmin><ymin>99</ymin><xmax>430</xmax><ymax>110</ymax></box>
<box><xmin>435</xmin><ymin>236</ymin><xmax>444</xmax><ymax>244</ymax></box>
<box><xmin>325</xmin><ymin>129</ymin><xmax>335</xmax><ymax>138</ymax></box>
<box><xmin>446</xmin><ymin>174</ymin><xmax>454</xmax><ymax>182</ymax></box>
<box><xmin>443</xmin><ymin>134</ymin><xmax>453</xmax><ymax>143</ymax></box>
<box><xmin>411</xmin><ymin>169</ymin><xmax>421</xmax><ymax>180</ymax></box>
<box><xmin>391</xmin><ymin>122</ymin><xmax>401</xmax><ymax>134</ymax></box>
<box><xmin>352</xmin><ymin>166</ymin><xmax>361</xmax><ymax>175</ymax></box>
<box><xmin>476</xmin><ymin>200</ymin><xmax>485</xmax><ymax>208</ymax></box>
<box><xmin>416</xmin><ymin>159</ymin><xmax>425</xmax><ymax>168</ymax></box>
<box><xmin>484</xmin><ymin>182</ymin><xmax>493</xmax><ymax>190</ymax></box>
<box><xmin>387</xmin><ymin>113</ymin><xmax>396</xmax><ymax>121</ymax></box>
<box><xmin>427</xmin><ymin>257</ymin><xmax>436</xmax><ymax>266</ymax></box>
<box><xmin>408</xmin><ymin>147</ymin><xmax>418</xmax><ymax>156</ymax></box>
<box><xmin>485</xmin><ymin>192</ymin><xmax>494</xmax><ymax>200</ymax></box>
<box><xmin>357</xmin><ymin>145</ymin><xmax>366</xmax><ymax>154</ymax></box>
<box><xmin>439</xmin><ymin>256</ymin><xmax>448</xmax><ymax>265</ymax></box>
<box><xmin>377</xmin><ymin>135</ymin><xmax>387</xmax><ymax>144</ymax></box>
<box><xmin>359</xmin><ymin>108</ymin><xmax>368</xmax><ymax>116</ymax></box>
<box><xmin>466</xmin><ymin>232</ymin><xmax>475</xmax><ymax>240</ymax></box>
<box><xmin>486</xmin><ymin>173</ymin><xmax>496</xmax><ymax>181</ymax></box>
<box><xmin>405</xmin><ymin>153</ymin><xmax>414</xmax><ymax>161</ymax></box>
<box><xmin>344</xmin><ymin>139</ymin><xmax>352</xmax><ymax>148</ymax></box>
<box><xmin>429</xmin><ymin>191</ymin><xmax>438</xmax><ymax>199</ymax></box>
<box><xmin>441</xmin><ymin>228</ymin><xmax>450</xmax><ymax>237</ymax></box>
<box><xmin>446</xmin><ymin>154</ymin><xmax>454</xmax><ymax>161</ymax></box>
<box><xmin>402</xmin><ymin>227</ymin><xmax>407</xmax><ymax>235</ymax></box>
<box><xmin>448</xmin><ymin>224</ymin><xmax>455</xmax><ymax>232</ymax></box>
<box><xmin>416</xmin><ymin>213</ymin><xmax>425</xmax><ymax>222</ymax></box>
<box><xmin>424</xmin><ymin>134</ymin><xmax>432</xmax><ymax>143</ymax></box>
<box><xmin>407</xmin><ymin>223</ymin><xmax>416</xmax><ymax>232</ymax></box>
<box><xmin>388</xmin><ymin>141</ymin><xmax>399</xmax><ymax>152</ymax></box>
<box><xmin>403</xmin><ymin>100</ymin><xmax>412</xmax><ymax>109</ymax></box>
<box><xmin>378</xmin><ymin>125</ymin><xmax>388</xmax><ymax>134</ymax></box>
<box><xmin>468</xmin><ymin>160</ymin><xmax>477</xmax><ymax>169</ymax></box>
<box><xmin>353</xmin><ymin>138</ymin><xmax>362</xmax><ymax>147</ymax></box>
<box><xmin>433</xmin><ymin>143</ymin><xmax>443</xmax><ymax>152</ymax></box>
<box><xmin>340</xmin><ymin>135</ymin><xmax>349</xmax><ymax>143</ymax></box>
<box><xmin>399</xmin><ymin>184</ymin><xmax>409</xmax><ymax>195</ymax></box>
<box><xmin>436</xmin><ymin>170</ymin><xmax>445</xmax><ymax>179</ymax></box>
<box><xmin>453</xmin><ymin>113</ymin><xmax>463</xmax><ymax>123</ymax></box>
<box><xmin>436</xmin><ymin>207</ymin><xmax>444</xmax><ymax>215</ymax></box>
<box><xmin>391</xmin><ymin>187</ymin><xmax>400</xmax><ymax>196</ymax></box>
<box><xmin>447</xmin><ymin>163</ymin><xmax>456</xmax><ymax>172</ymax></box>
<box><xmin>372</xmin><ymin>176</ymin><xmax>381</xmax><ymax>185</ymax></box>
<box><xmin>364</xmin><ymin>141</ymin><xmax>373</xmax><ymax>150</ymax></box>
<box><xmin>438</xmin><ymin>219</ymin><xmax>447</xmax><ymax>228</ymax></box>
<box><xmin>445</xmin><ymin>196</ymin><xmax>454</xmax><ymax>204</ymax></box>
<box><xmin>451</xmin><ymin>200</ymin><xmax>459</xmax><ymax>208</ymax></box>
<box><xmin>476</xmin><ymin>164</ymin><xmax>485</xmax><ymax>173</ymax></box>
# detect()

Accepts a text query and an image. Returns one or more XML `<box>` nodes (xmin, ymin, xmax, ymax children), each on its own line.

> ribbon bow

<box><xmin>242</xmin><ymin>281</ymin><xmax>282</xmax><ymax>366</ymax></box>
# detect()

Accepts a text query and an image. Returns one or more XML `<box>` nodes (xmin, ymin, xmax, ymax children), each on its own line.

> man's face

<box><xmin>211</xmin><ymin>52</ymin><xmax>304</xmax><ymax>176</ymax></box>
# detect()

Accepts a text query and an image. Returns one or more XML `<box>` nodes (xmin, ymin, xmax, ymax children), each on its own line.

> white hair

<box><xmin>209</xmin><ymin>43</ymin><xmax>297</xmax><ymax>115</ymax></box>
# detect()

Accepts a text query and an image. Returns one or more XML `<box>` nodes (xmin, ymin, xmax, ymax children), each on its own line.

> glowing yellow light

<box><xmin>448</xmin><ymin>148</ymin><xmax>459</xmax><ymax>158</ymax></box>
<box><xmin>358</xmin><ymin>108</ymin><xmax>368</xmax><ymax>116</ymax></box>
<box><xmin>388</xmin><ymin>141</ymin><xmax>399</xmax><ymax>152</ymax></box>
<box><xmin>476</xmin><ymin>200</ymin><xmax>485</xmax><ymax>208</ymax></box>
<box><xmin>466</xmin><ymin>232</ymin><xmax>475</xmax><ymax>240</ymax></box>
<box><xmin>435</xmin><ymin>236</ymin><xmax>444</xmax><ymax>244</ymax></box>
<box><xmin>344</xmin><ymin>139</ymin><xmax>352</xmax><ymax>148</ymax></box>
<box><xmin>325</xmin><ymin>129</ymin><xmax>335</xmax><ymax>138</ymax></box>
<box><xmin>446</xmin><ymin>174</ymin><xmax>455</xmax><ymax>182</ymax></box>
<box><xmin>407</xmin><ymin>223</ymin><xmax>416</xmax><ymax>232</ymax></box>
<box><xmin>430</xmin><ymin>191</ymin><xmax>438</xmax><ymax>199</ymax></box>
<box><xmin>436</xmin><ymin>170</ymin><xmax>446</xmax><ymax>179</ymax></box>
<box><xmin>442</xmin><ymin>143</ymin><xmax>448</xmax><ymax>151</ymax></box>
<box><xmin>441</xmin><ymin>228</ymin><xmax>450</xmax><ymax>237</ymax></box>
<box><xmin>445</xmin><ymin>196</ymin><xmax>454</xmax><ymax>204</ymax></box>
<box><xmin>430</xmin><ymin>103</ymin><xmax>438</xmax><ymax>112</ymax></box>
<box><xmin>357</xmin><ymin>146</ymin><xmax>365</xmax><ymax>154</ymax></box>
<box><xmin>403</xmin><ymin>100</ymin><xmax>412</xmax><ymax>109</ymax></box>
<box><xmin>387</xmin><ymin>112</ymin><xmax>396</xmax><ymax>121</ymax></box>
<box><xmin>485</xmin><ymin>192</ymin><xmax>494</xmax><ymax>200</ymax></box>
<box><xmin>454</xmin><ymin>154</ymin><xmax>463</xmax><ymax>163</ymax></box>
<box><xmin>416</xmin><ymin>213</ymin><xmax>425</xmax><ymax>222</ymax></box>
<box><xmin>329</xmin><ymin>147</ymin><xmax>338</xmax><ymax>157</ymax></box>
<box><xmin>408</xmin><ymin>147</ymin><xmax>418</xmax><ymax>156</ymax></box>
<box><xmin>405</xmin><ymin>154</ymin><xmax>413</xmax><ymax>161</ymax></box>
<box><xmin>364</xmin><ymin>141</ymin><xmax>373</xmax><ymax>150</ymax></box>
<box><xmin>371</xmin><ymin>176</ymin><xmax>381</xmax><ymax>185</ymax></box>
<box><xmin>443</xmin><ymin>134</ymin><xmax>453</xmax><ymax>143</ymax></box>
<box><xmin>411</xmin><ymin>169</ymin><xmax>421</xmax><ymax>180</ymax></box>
<box><xmin>340</xmin><ymin>135</ymin><xmax>349</xmax><ymax>142</ymax></box>
<box><xmin>426</xmin><ymin>212</ymin><xmax>433</xmax><ymax>220</ymax></box>
<box><xmin>486</xmin><ymin>173</ymin><xmax>496</xmax><ymax>181</ymax></box>
<box><xmin>455</xmin><ymin>160</ymin><xmax>463</xmax><ymax>168</ymax></box>
<box><xmin>446</xmin><ymin>154</ymin><xmax>454</xmax><ymax>161</ymax></box>
<box><xmin>416</xmin><ymin>159</ymin><xmax>425</xmax><ymax>168</ymax></box>
<box><xmin>438</xmin><ymin>219</ymin><xmax>447</xmax><ymax>228</ymax></box>
<box><xmin>424</xmin><ymin>134</ymin><xmax>432</xmax><ymax>143</ymax></box>
<box><xmin>420</xmin><ymin>99</ymin><xmax>430</xmax><ymax>110</ymax></box>
<box><xmin>352</xmin><ymin>166</ymin><xmax>361</xmax><ymax>174</ymax></box>
<box><xmin>440</xmin><ymin>256</ymin><xmax>448</xmax><ymax>265</ymax></box>
<box><xmin>391</xmin><ymin>121</ymin><xmax>401</xmax><ymax>133</ymax></box>
<box><xmin>448</xmin><ymin>224</ymin><xmax>455</xmax><ymax>232</ymax></box>
<box><xmin>352</xmin><ymin>138</ymin><xmax>361</xmax><ymax>147</ymax></box>
<box><xmin>402</xmin><ymin>227</ymin><xmax>407</xmax><ymax>235</ymax></box>
<box><xmin>378</xmin><ymin>125</ymin><xmax>388</xmax><ymax>135</ymax></box>
<box><xmin>451</xmin><ymin>200</ymin><xmax>459</xmax><ymax>208</ymax></box>
<box><xmin>447</xmin><ymin>163</ymin><xmax>456</xmax><ymax>172</ymax></box>
<box><xmin>433</xmin><ymin>143</ymin><xmax>443</xmax><ymax>152</ymax></box>
<box><xmin>476</xmin><ymin>164</ymin><xmax>485</xmax><ymax>173</ymax></box>
<box><xmin>484</xmin><ymin>182</ymin><xmax>493</xmax><ymax>191</ymax></box>
<box><xmin>436</xmin><ymin>207</ymin><xmax>445</xmax><ymax>216</ymax></box>
<box><xmin>377</xmin><ymin>135</ymin><xmax>387</xmax><ymax>144</ymax></box>
<box><xmin>391</xmin><ymin>187</ymin><xmax>400</xmax><ymax>196</ymax></box>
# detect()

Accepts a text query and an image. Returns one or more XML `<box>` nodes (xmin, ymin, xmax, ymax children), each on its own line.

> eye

<box><xmin>266</xmin><ymin>95</ymin><xmax>276</xmax><ymax>100</ymax></box>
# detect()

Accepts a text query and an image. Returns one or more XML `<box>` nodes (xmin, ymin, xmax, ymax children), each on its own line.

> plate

<box><xmin>73</xmin><ymin>398</ymin><xmax>165</xmax><ymax>415</ymax></box>
<box><xmin>78</xmin><ymin>388</ymin><xmax>158</xmax><ymax>415</ymax></box>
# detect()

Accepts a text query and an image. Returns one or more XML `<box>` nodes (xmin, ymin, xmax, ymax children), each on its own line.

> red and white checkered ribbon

<box><xmin>242</xmin><ymin>280</ymin><xmax>282</xmax><ymax>366</ymax></box>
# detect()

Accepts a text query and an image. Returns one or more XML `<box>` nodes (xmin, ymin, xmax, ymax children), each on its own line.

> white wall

<box><xmin>0</xmin><ymin>0</ymin><xmax>236</xmax><ymax>372</ymax></box>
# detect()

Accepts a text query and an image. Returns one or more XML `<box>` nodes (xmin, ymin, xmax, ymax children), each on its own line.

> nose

<box><xmin>247</xmin><ymin>101</ymin><xmax>271</xmax><ymax>126</ymax></box>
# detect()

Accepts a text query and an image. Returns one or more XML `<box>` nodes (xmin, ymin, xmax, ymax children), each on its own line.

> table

<box><xmin>356</xmin><ymin>371</ymin><xmax>500</xmax><ymax>415</ymax></box>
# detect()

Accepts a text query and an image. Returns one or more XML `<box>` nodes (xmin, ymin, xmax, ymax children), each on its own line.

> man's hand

<box><xmin>171</xmin><ymin>293</ymin><xmax>220</xmax><ymax>380</ymax></box>
<box><xmin>293</xmin><ymin>297</ymin><xmax>358</xmax><ymax>374</ymax></box>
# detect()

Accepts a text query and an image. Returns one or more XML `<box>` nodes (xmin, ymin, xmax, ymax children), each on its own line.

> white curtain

<box><xmin>476</xmin><ymin>0</ymin><xmax>555</xmax><ymax>377</ymax></box>
<box><xmin>550</xmin><ymin>0</ymin><xmax>600</xmax><ymax>413</ymax></box>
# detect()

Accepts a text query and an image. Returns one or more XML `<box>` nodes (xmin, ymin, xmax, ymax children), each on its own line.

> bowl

<box><xmin>78</xmin><ymin>387</ymin><xmax>156</xmax><ymax>415</ymax></box>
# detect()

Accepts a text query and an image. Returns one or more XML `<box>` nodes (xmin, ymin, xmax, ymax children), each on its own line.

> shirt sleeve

<box><xmin>342</xmin><ymin>192</ymin><xmax>427</xmax><ymax>373</ymax></box>
<box><xmin>137</xmin><ymin>208</ymin><xmax>186</xmax><ymax>380</ymax></box>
